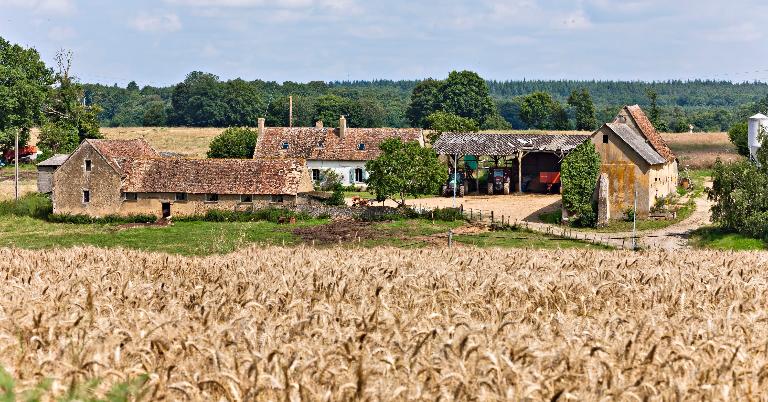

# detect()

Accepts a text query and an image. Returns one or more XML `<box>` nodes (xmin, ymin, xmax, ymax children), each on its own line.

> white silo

<box><xmin>748</xmin><ymin>113</ymin><xmax>768</xmax><ymax>160</ymax></box>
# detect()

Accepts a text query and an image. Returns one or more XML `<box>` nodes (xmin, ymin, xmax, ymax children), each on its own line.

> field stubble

<box><xmin>2</xmin><ymin>246</ymin><xmax>768</xmax><ymax>400</ymax></box>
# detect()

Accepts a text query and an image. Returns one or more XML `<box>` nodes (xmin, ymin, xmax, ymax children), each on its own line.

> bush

<box><xmin>0</xmin><ymin>193</ymin><xmax>52</xmax><ymax>219</ymax></box>
<box><xmin>47</xmin><ymin>213</ymin><xmax>157</xmax><ymax>224</ymax></box>
<box><xmin>561</xmin><ymin>141</ymin><xmax>601</xmax><ymax>227</ymax></box>
<box><xmin>326</xmin><ymin>183</ymin><xmax>346</xmax><ymax>206</ymax></box>
<box><xmin>175</xmin><ymin>208</ymin><xmax>312</xmax><ymax>223</ymax></box>
<box><xmin>623</xmin><ymin>208</ymin><xmax>636</xmax><ymax>222</ymax></box>
<box><xmin>207</xmin><ymin>127</ymin><xmax>258</xmax><ymax>159</ymax></box>
<box><xmin>728</xmin><ymin>122</ymin><xmax>749</xmax><ymax>157</ymax></box>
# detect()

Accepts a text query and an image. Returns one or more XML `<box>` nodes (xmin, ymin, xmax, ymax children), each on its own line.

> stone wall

<box><xmin>52</xmin><ymin>143</ymin><xmax>123</xmax><ymax>217</ymax></box>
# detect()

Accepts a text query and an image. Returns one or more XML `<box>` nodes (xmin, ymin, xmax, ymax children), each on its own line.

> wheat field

<box><xmin>2</xmin><ymin>246</ymin><xmax>768</xmax><ymax>400</ymax></box>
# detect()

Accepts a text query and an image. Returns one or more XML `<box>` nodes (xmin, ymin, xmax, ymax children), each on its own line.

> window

<box><xmin>357</xmin><ymin>143</ymin><xmax>366</xmax><ymax>151</ymax></box>
<box><xmin>312</xmin><ymin>169</ymin><xmax>321</xmax><ymax>182</ymax></box>
<box><xmin>175</xmin><ymin>192</ymin><xmax>188</xmax><ymax>201</ymax></box>
<box><xmin>240</xmin><ymin>194</ymin><xmax>253</xmax><ymax>203</ymax></box>
<box><xmin>354</xmin><ymin>168</ymin><xmax>364</xmax><ymax>183</ymax></box>
<box><xmin>123</xmin><ymin>192</ymin><xmax>137</xmax><ymax>201</ymax></box>
<box><xmin>316</xmin><ymin>140</ymin><xmax>324</xmax><ymax>148</ymax></box>
<box><xmin>85</xmin><ymin>160</ymin><xmax>92</xmax><ymax>172</ymax></box>
<box><xmin>205</xmin><ymin>193</ymin><xmax>219</xmax><ymax>202</ymax></box>
<box><xmin>281</xmin><ymin>141</ymin><xmax>289</xmax><ymax>150</ymax></box>
<box><xmin>271</xmin><ymin>195</ymin><xmax>284</xmax><ymax>203</ymax></box>
<box><xmin>82</xmin><ymin>190</ymin><xmax>90</xmax><ymax>203</ymax></box>
<box><xmin>602</xmin><ymin>134</ymin><xmax>609</xmax><ymax>144</ymax></box>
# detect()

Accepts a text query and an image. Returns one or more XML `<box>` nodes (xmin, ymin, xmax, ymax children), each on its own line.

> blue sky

<box><xmin>2</xmin><ymin>0</ymin><xmax>767</xmax><ymax>86</ymax></box>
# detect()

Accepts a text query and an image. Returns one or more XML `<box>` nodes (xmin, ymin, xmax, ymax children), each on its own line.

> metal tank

<box><xmin>748</xmin><ymin>113</ymin><xmax>768</xmax><ymax>160</ymax></box>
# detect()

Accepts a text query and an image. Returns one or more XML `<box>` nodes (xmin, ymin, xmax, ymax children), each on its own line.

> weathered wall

<box><xmin>308</xmin><ymin>160</ymin><xmax>368</xmax><ymax>187</ymax></box>
<box><xmin>648</xmin><ymin>161</ymin><xmax>679</xmax><ymax>202</ymax></box>
<box><xmin>119</xmin><ymin>193</ymin><xmax>299</xmax><ymax>217</ymax></box>
<box><xmin>52</xmin><ymin>143</ymin><xmax>122</xmax><ymax>217</ymax></box>
<box><xmin>37</xmin><ymin>167</ymin><xmax>55</xmax><ymax>194</ymax></box>
<box><xmin>591</xmin><ymin>127</ymin><xmax>652</xmax><ymax>218</ymax></box>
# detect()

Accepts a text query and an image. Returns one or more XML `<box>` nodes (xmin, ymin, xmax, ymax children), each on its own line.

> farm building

<box><xmin>253</xmin><ymin>116</ymin><xmax>424</xmax><ymax>188</ymax></box>
<box><xmin>53</xmin><ymin>139</ymin><xmax>312</xmax><ymax>218</ymax></box>
<box><xmin>590</xmin><ymin>105</ymin><xmax>678</xmax><ymax>219</ymax></box>
<box><xmin>432</xmin><ymin>133</ymin><xmax>588</xmax><ymax>194</ymax></box>
<box><xmin>36</xmin><ymin>154</ymin><xmax>70</xmax><ymax>194</ymax></box>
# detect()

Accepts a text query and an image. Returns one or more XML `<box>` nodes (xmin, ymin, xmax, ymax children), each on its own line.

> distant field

<box><xmin>661</xmin><ymin>132</ymin><xmax>742</xmax><ymax>169</ymax></box>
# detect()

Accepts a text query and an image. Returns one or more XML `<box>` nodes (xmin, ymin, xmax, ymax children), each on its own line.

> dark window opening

<box><xmin>241</xmin><ymin>194</ymin><xmax>253</xmax><ymax>203</ymax></box>
<box><xmin>354</xmin><ymin>168</ymin><xmax>364</xmax><ymax>182</ymax></box>
<box><xmin>162</xmin><ymin>202</ymin><xmax>171</xmax><ymax>218</ymax></box>
<box><xmin>175</xmin><ymin>192</ymin><xmax>187</xmax><ymax>201</ymax></box>
<box><xmin>206</xmin><ymin>193</ymin><xmax>219</xmax><ymax>202</ymax></box>
<box><xmin>602</xmin><ymin>134</ymin><xmax>609</xmax><ymax>144</ymax></box>
<box><xmin>85</xmin><ymin>160</ymin><xmax>92</xmax><ymax>171</ymax></box>
<box><xmin>317</xmin><ymin>140</ymin><xmax>324</xmax><ymax>148</ymax></box>
<box><xmin>83</xmin><ymin>190</ymin><xmax>90</xmax><ymax>203</ymax></box>
<box><xmin>281</xmin><ymin>141</ymin><xmax>289</xmax><ymax>149</ymax></box>
<box><xmin>271</xmin><ymin>195</ymin><xmax>284</xmax><ymax>203</ymax></box>
<box><xmin>357</xmin><ymin>143</ymin><xmax>366</xmax><ymax>151</ymax></box>
<box><xmin>123</xmin><ymin>192</ymin><xmax>137</xmax><ymax>201</ymax></box>
<box><xmin>312</xmin><ymin>169</ymin><xmax>321</xmax><ymax>181</ymax></box>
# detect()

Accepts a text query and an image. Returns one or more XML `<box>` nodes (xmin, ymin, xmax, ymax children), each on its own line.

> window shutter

<box><xmin>349</xmin><ymin>168</ymin><xmax>355</xmax><ymax>184</ymax></box>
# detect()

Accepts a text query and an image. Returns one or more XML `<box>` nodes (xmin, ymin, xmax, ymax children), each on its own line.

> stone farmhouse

<box><xmin>52</xmin><ymin>138</ymin><xmax>312</xmax><ymax>218</ymax></box>
<box><xmin>590</xmin><ymin>105</ymin><xmax>678</xmax><ymax>219</ymax></box>
<box><xmin>253</xmin><ymin>116</ymin><xmax>424</xmax><ymax>188</ymax></box>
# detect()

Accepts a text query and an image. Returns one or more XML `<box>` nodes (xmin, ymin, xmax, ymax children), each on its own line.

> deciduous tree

<box><xmin>567</xmin><ymin>88</ymin><xmax>597</xmax><ymax>131</ymax></box>
<box><xmin>207</xmin><ymin>127</ymin><xmax>258</xmax><ymax>159</ymax></box>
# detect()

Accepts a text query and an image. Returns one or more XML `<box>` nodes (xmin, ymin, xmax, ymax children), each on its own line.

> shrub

<box><xmin>623</xmin><ymin>208</ymin><xmax>636</xmax><ymax>222</ymax></box>
<box><xmin>561</xmin><ymin>141</ymin><xmax>601</xmax><ymax>227</ymax></box>
<box><xmin>0</xmin><ymin>193</ymin><xmax>52</xmax><ymax>219</ymax></box>
<box><xmin>326</xmin><ymin>183</ymin><xmax>346</xmax><ymax>206</ymax></box>
<box><xmin>47</xmin><ymin>213</ymin><xmax>157</xmax><ymax>224</ymax></box>
<box><xmin>207</xmin><ymin>127</ymin><xmax>258</xmax><ymax>159</ymax></box>
<box><xmin>727</xmin><ymin>122</ymin><xmax>749</xmax><ymax>157</ymax></box>
<box><xmin>175</xmin><ymin>208</ymin><xmax>312</xmax><ymax>223</ymax></box>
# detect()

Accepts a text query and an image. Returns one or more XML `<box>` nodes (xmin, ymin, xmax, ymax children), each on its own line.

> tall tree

<box><xmin>221</xmin><ymin>78</ymin><xmax>265</xmax><ymax>127</ymax></box>
<box><xmin>170</xmin><ymin>71</ymin><xmax>226</xmax><ymax>126</ymax></box>
<box><xmin>313</xmin><ymin>94</ymin><xmax>349</xmax><ymax>126</ymax></box>
<box><xmin>438</xmin><ymin>71</ymin><xmax>496</xmax><ymax>126</ymax></box>
<box><xmin>406</xmin><ymin>78</ymin><xmax>441</xmax><ymax>128</ymax></box>
<box><xmin>645</xmin><ymin>88</ymin><xmax>668</xmax><ymax>132</ymax></box>
<box><xmin>207</xmin><ymin>127</ymin><xmax>258</xmax><ymax>159</ymax></box>
<box><xmin>567</xmin><ymin>88</ymin><xmax>597</xmax><ymax>131</ymax></box>
<box><xmin>347</xmin><ymin>98</ymin><xmax>385</xmax><ymax>128</ymax></box>
<box><xmin>425</xmin><ymin>111</ymin><xmax>479</xmax><ymax>142</ymax></box>
<box><xmin>0</xmin><ymin>36</ymin><xmax>53</xmax><ymax>153</ymax></box>
<box><xmin>519</xmin><ymin>92</ymin><xmax>557</xmax><ymax>129</ymax></box>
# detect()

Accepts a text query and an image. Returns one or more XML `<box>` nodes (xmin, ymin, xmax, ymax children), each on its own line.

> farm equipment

<box><xmin>487</xmin><ymin>168</ymin><xmax>512</xmax><ymax>194</ymax></box>
<box><xmin>442</xmin><ymin>170</ymin><xmax>466</xmax><ymax>197</ymax></box>
<box><xmin>539</xmin><ymin>172</ymin><xmax>561</xmax><ymax>193</ymax></box>
<box><xmin>351</xmin><ymin>196</ymin><xmax>371</xmax><ymax>207</ymax></box>
<box><xmin>3</xmin><ymin>146</ymin><xmax>38</xmax><ymax>163</ymax></box>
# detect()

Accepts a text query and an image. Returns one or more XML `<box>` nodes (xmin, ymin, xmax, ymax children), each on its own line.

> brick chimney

<box><xmin>258</xmin><ymin>118</ymin><xmax>265</xmax><ymax>137</ymax></box>
<box><xmin>339</xmin><ymin>115</ymin><xmax>346</xmax><ymax>138</ymax></box>
<box><xmin>315</xmin><ymin>120</ymin><xmax>323</xmax><ymax>128</ymax></box>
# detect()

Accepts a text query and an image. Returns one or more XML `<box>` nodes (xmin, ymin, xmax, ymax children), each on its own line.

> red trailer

<box><xmin>3</xmin><ymin>146</ymin><xmax>38</xmax><ymax>162</ymax></box>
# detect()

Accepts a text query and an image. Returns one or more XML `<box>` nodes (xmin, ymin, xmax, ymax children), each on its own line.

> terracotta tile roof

<box><xmin>433</xmin><ymin>133</ymin><xmax>588</xmax><ymax>156</ymax></box>
<box><xmin>121</xmin><ymin>158</ymin><xmax>311</xmax><ymax>195</ymax></box>
<box><xmin>604</xmin><ymin>123</ymin><xmax>666</xmax><ymax>165</ymax></box>
<box><xmin>624</xmin><ymin>105</ymin><xmax>676</xmax><ymax>161</ymax></box>
<box><xmin>253</xmin><ymin>127</ymin><xmax>424</xmax><ymax>161</ymax></box>
<box><xmin>87</xmin><ymin>139</ymin><xmax>158</xmax><ymax>172</ymax></box>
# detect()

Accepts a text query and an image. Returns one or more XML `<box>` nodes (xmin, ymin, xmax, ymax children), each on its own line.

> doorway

<box><xmin>161</xmin><ymin>202</ymin><xmax>171</xmax><ymax>218</ymax></box>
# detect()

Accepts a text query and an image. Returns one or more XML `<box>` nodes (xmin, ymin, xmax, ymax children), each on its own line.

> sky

<box><xmin>2</xmin><ymin>0</ymin><xmax>768</xmax><ymax>87</ymax></box>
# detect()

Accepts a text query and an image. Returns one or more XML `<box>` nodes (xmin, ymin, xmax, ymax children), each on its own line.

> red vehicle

<box><xmin>539</xmin><ymin>172</ymin><xmax>561</xmax><ymax>193</ymax></box>
<box><xmin>3</xmin><ymin>146</ymin><xmax>38</xmax><ymax>162</ymax></box>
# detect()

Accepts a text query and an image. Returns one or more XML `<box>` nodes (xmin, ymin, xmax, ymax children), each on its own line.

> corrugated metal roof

<box><xmin>432</xmin><ymin>133</ymin><xmax>588</xmax><ymax>156</ymax></box>
<box><xmin>37</xmin><ymin>154</ymin><xmax>69</xmax><ymax>167</ymax></box>
<box><xmin>605</xmin><ymin>123</ymin><xmax>666</xmax><ymax>165</ymax></box>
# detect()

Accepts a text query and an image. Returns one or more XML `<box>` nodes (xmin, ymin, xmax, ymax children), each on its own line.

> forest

<box><xmin>84</xmin><ymin>73</ymin><xmax>768</xmax><ymax>132</ymax></box>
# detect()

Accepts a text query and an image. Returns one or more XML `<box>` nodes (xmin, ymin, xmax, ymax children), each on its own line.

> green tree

<box><xmin>347</xmin><ymin>98</ymin><xmax>385</xmax><ymax>127</ymax></box>
<box><xmin>0</xmin><ymin>36</ymin><xmax>53</xmax><ymax>153</ymax></box>
<box><xmin>313</xmin><ymin>94</ymin><xmax>350</xmax><ymax>126</ymax></box>
<box><xmin>406</xmin><ymin>78</ymin><xmax>441</xmax><ymax>128</ymax></box>
<box><xmin>170</xmin><ymin>71</ymin><xmax>226</xmax><ymax>126</ymax></box>
<box><xmin>38</xmin><ymin>50</ymin><xmax>102</xmax><ymax>158</ymax></box>
<box><xmin>551</xmin><ymin>102</ymin><xmax>571</xmax><ymax>130</ymax></box>
<box><xmin>669</xmin><ymin>106</ymin><xmax>689</xmax><ymax>133</ymax></box>
<box><xmin>425</xmin><ymin>111</ymin><xmax>479</xmax><ymax>142</ymax></box>
<box><xmin>266</xmin><ymin>95</ymin><xmax>315</xmax><ymax>127</ymax></box>
<box><xmin>365</xmin><ymin>138</ymin><xmax>447</xmax><ymax>206</ymax></box>
<box><xmin>222</xmin><ymin>78</ymin><xmax>265</xmax><ymax>126</ymax></box>
<box><xmin>561</xmin><ymin>141</ymin><xmax>601</xmax><ymax>227</ymax></box>
<box><xmin>438</xmin><ymin>71</ymin><xmax>496</xmax><ymax>126</ymax></box>
<box><xmin>727</xmin><ymin>122</ymin><xmax>749</xmax><ymax>156</ymax></box>
<box><xmin>567</xmin><ymin>88</ymin><xmax>597</xmax><ymax>130</ymax></box>
<box><xmin>207</xmin><ymin>127</ymin><xmax>258</xmax><ymax>158</ymax></box>
<box><xmin>645</xmin><ymin>88</ymin><xmax>668</xmax><ymax>132</ymax></box>
<box><xmin>520</xmin><ymin>92</ymin><xmax>561</xmax><ymax>129</ymax></box>
<box><xmin>142</xmin><ymin>100</ymin><xmax>167</xmax><ymax>126</ymax></box>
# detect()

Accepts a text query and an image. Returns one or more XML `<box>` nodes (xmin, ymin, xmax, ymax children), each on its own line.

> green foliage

<box><xmin>645</xmin><ymin>88</ymin><xmax>668</xmax><ymax>132</ymax></box>
<box><xmin>567</xmin><ymin>88</ymin><xmax>597</xmax><ymax>130</ymax></box>
<box><xmin>206</xmin><ymin>127</ymin><xmax>258</xmax><ymax>158</ymax></box>
<box><xmin>365</xmin><ymin>138</ymin><xmax>447</xmax><ymax>206</ymax></box>
<box><xmin>176</xmin><ymin>208</ymin><xmax>312</xmax><ymax>223</ymax></box>
<box><xmin>426</xmin><ymin>111</ymin><xmax>479</xmax><ymax>141</ymax></box>
<box><xmin>170</xmin><ymin>71</ymin><xmax>227</xmax><ymax>126</ymax></box>
<box><xmin>623</xmin><ymin>208</ymin><xmax>636</xmax><ymax>222</ymax></box>
<box><xmin>313</xmin><ymin>94</ymin><xmax>349</xmax><ymax>125</ymax></box>
<box><xmin>519</xmin><ymin>92</ymin><xmax>569</xmax><ymax>130</ymax></box>
<box><xmin>47</xmin><ymin>213</ymin><xmax>157</xmax><ymax>225</ymax></box>
<box><xmin>406</xmin><ymin>79</ymin><xmax>441</xmax><ymax>128</ymax></box>
<box><xmin>727</xmin><ymin>122</ymin><xmax>749</xmax><ymax>156</ymax></box>
<box><xmin>0</xmin><ymin>193</ymin><xmax>52</xmax><ymax>219</ymax></box>
<box><xmin>0</xmin><ymin>36</ymin><xmax>54</xmax><ymax>153</ymax></box>
<box><xmin>37</xmin><ymin>121</ymin><xmax>80</xmax><ymax>161</ymax></box>
<box><xmin>326</xmin><ymin>182</ymin><xmax>346</xmax><ymax>206</ymax></box>
<box><xmin>0</xmin><ymin>366</ymin><xmax>147</xmax><ymax>402</ymax></box>
<box><xmin>406</xmin><ymin>71</ymin><xmax>496</xmax><ymax>128</ymax></box>
<box><xmin>561</xmin><ymin>141</ymin><xmax>601</xmax><ymax>227</ymax></box>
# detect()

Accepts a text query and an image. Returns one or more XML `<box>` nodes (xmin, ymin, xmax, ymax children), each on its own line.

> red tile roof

<box><xmin>624</xmin><ymin>105</ymin><xmax>676</xmax><ymax>161</ymax></box>
<box><xmin>253</xmin><ymin>127</ymin><xmax>424</xmax><ymax>161</ymax></box>
<box><xmin>87</xmin><ymin>139</ymin><xmax>158</xmax><ymax>172</ymax></box>
<box><xmin>121</xmin><ymin>158</ymin><xmax>311</xmax><ymax>195</ymax></box>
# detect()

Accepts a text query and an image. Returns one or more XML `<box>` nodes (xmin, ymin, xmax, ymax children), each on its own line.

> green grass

<box><xmin>454</xmin><ymin>229</ymin><xmax>610</xmax><ymax>249</ymax></box>
<box><xmin>374</xmin><ymin>219</ymin><xmax>464</xmax><ymax>236</ymax></box>
<box><xmin>0</xmin><ymin>163</ymin><xmax>36</xmax><ymax>172</ymax></box>
<box><xmin>689</xmin><ymin>227</ymin><xmax>767</xmax><ymax>250</ymax></box>
<box><xmin>344</xmin><ymin>191</ymin><xmax>425</xmax><ymax>201</ymax></box>
<box><xmin>538</xmin><ymin>211</ymin><xmax>561</xmax><ymax>225</ymax></box>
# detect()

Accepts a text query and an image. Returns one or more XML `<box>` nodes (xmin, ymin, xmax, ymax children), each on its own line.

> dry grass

<box><xmin>2</xmin><ymin>246</ymin><xmax>768</xmax><ymax>399</ymax></box>
<box><xmin>662</xmin><ymin>132</ymin><xmax>743</xmax><ymax>169</ymax></box>
<box><xmin>0</xmin><ymin>180</ymin><xmax>36</xmax><ymax>201</ymax></box>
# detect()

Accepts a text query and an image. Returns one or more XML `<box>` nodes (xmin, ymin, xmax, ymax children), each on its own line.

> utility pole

<box><xmin>288</xmin><ymin>96</ymin><xmax>293</xmax><ymax>128</ymax></box>
<box><xmin>632</xmin><ymin>185</ymin><xmax>638</xmax><ymax>250</ymax></box>
<box><xmin>452</xmin><ymin>154</ymin><xmax>457</xmax><ymax>208</ymax></box>
<box><xmin>14</xmin><ymin>129</ymin><xmax>19</xmax><ymax>203</ymax></box>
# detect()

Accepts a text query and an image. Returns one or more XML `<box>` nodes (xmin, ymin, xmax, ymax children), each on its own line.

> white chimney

<box><xmin>258</xmin><ymin>118</ymin><xmax>265</xmax><ymax>137</ymax></box>
<box><xmin>339</xmin><ymin>115</ymin><xmax>347</xmax><ymax>138</ymax></box>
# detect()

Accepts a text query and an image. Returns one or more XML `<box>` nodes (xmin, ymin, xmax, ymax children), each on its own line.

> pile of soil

<box><xmin>293</xmin><ymin>220</ymin><xmax>382</xmax><ymax>244</ymax></box>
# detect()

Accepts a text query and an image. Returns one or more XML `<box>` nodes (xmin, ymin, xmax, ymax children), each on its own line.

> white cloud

<box><xmin>130</xmin><ymin>13</ymin><xmax>182</xmax><ymax>33</ymax></box>
<box><xmin>557</xmin><ymin>10</ymin><xmax>592</xmax><ymax>30</ymax></box>
<box><xmin>0</xmin><ymin>0</ymin><xmax>75</xmax><ymax>14</ymax></box>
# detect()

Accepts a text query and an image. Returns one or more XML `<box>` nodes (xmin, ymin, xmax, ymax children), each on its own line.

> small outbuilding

<box><xmin>590</xmin><ymin>105</ymin><xmax>678</xmax><ymax>219</ymax></box>
<box><xmin>36</xmin><ymin>154</ymin><xmax>70</xmax><ymax>194</ymax></box>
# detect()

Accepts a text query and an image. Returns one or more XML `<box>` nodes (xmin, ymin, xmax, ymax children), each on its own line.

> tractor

<box><xmin>442</xmin><ymin>169</ymin><xmax>466</xmax><ymax>197</ymax></box>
